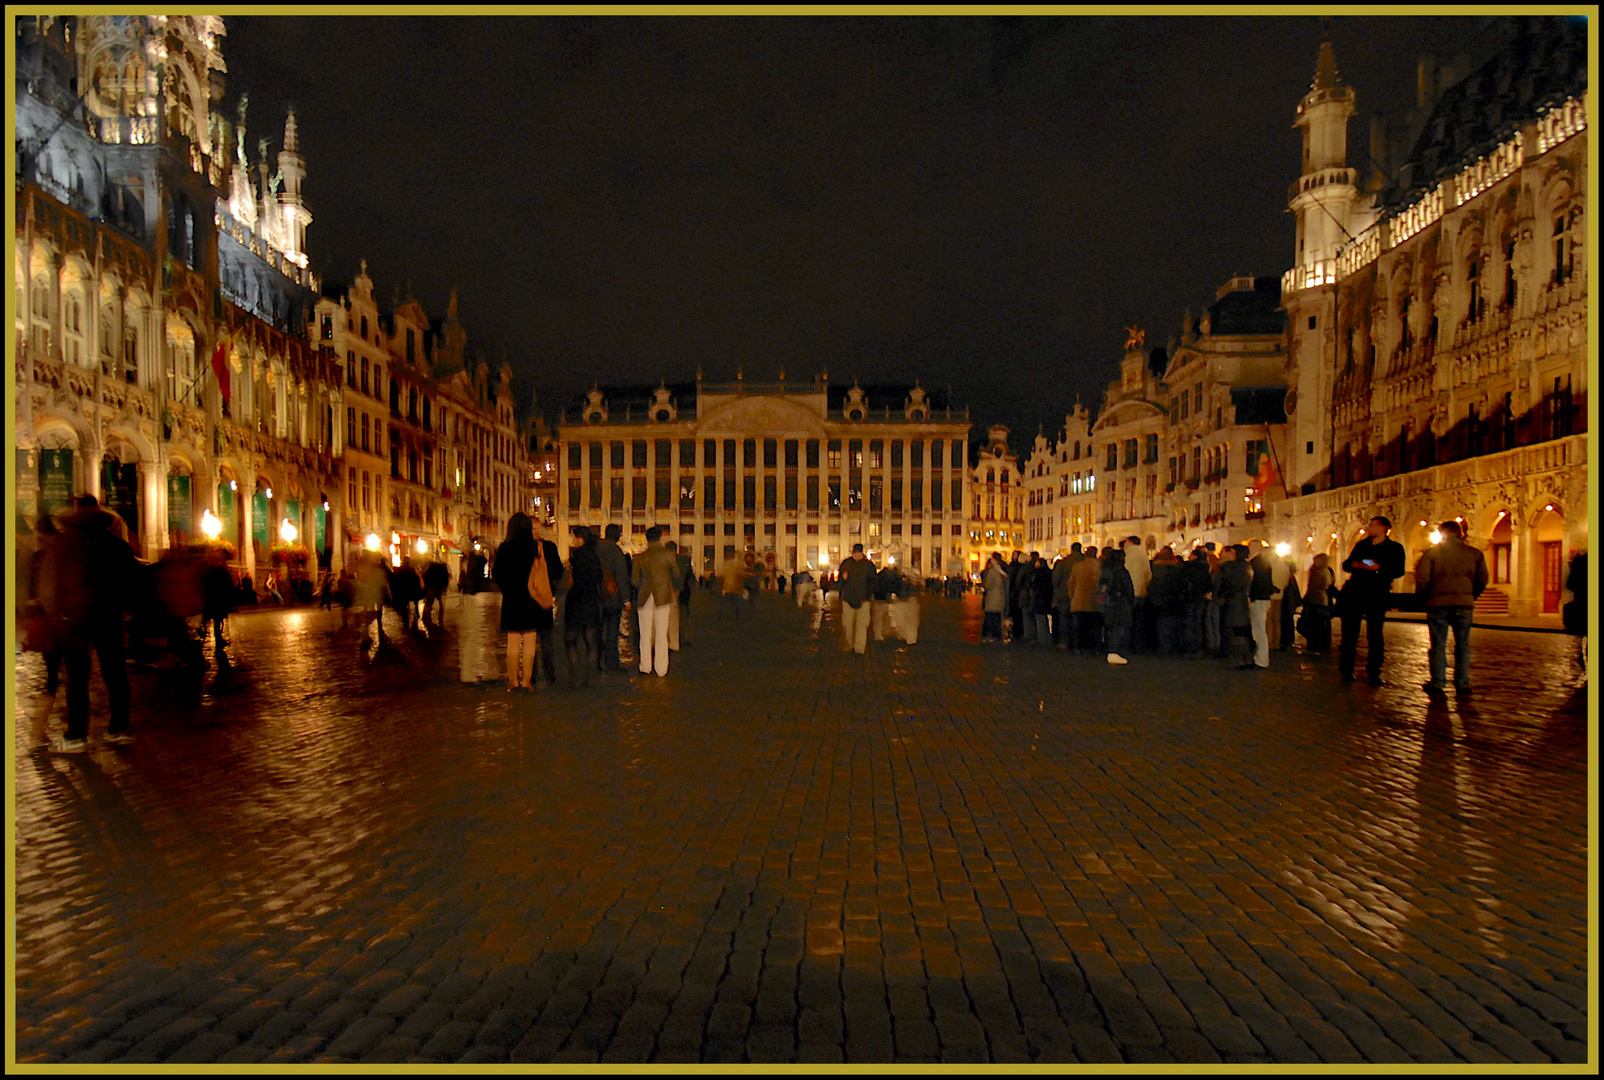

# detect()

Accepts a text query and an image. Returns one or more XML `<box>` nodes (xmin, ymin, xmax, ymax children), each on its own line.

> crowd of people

<box><xmin>17</xmin><ymin>498</ymin><xmax>1588</xmax><ymax>752</ymax></box>
<box><xmin>973</xmin><ymin>515</ymin><xmax>1586</xmax><ymax>698</ymax></box>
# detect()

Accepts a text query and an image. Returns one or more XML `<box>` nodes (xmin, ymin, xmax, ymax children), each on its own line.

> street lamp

<box><xmin>1274</xmin><ymin>542</ymin><xmax>1291</xmax><ymax>558</ymax></box>
<box><xmin>416</xmin><ymin>538</ymin><xmax>428</xmax><ymax>555</ymax></box>
<box><xmin>365</xmin><ymin>533</ymin><xmax>381</xmax><ymax>552</ymax></box>
<box><xmin>201</xmin><ymin>509</ymin><xmax>222</xmax><ymax>540</ymax></box>
<box><xmin>280</xmin><ymin>518</ymin><xmax>297</xmax><ymax>544</ymax></box>
<box><xmin>1429</xmin><ymin>528</ymin><xmax>1443</xmax><ymax>545</ymax></box>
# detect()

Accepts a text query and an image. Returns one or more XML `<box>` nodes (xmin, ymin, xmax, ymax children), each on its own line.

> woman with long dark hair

<box><xmin>492</xmin><ymin>512</ymin><xmax>552</xmax><ymax>691</ymax></box>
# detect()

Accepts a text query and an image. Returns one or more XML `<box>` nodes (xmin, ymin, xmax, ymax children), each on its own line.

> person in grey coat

<box><xmin>1097</xmin><ymin>547</ymin><xmax>1135</xmax><ymax>665</ymax></box>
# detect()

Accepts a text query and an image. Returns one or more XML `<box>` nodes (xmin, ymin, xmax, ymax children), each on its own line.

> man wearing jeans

<box><xmin>1339</xmin><ymin>516</ymin><xmax>1407</xmax><ymax>685</ymax></box>
<box><xmin>1415</xmin><ymin>521</ymin><xmax>1488</xmax><ymax>698</ymax></box>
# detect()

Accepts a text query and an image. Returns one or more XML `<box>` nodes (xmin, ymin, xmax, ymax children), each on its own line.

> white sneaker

<box><xmin>1106</xmin><ymin>653</ymin><xmax>1128</xmax><ymax>665</ymax></box>
<box><xmin>49</xmin><ymin>736</ymin><xmax>88</xmax><ymax>754</ymax></box>
<box><xmin>104</xmin><ymin>731</ymin><xmax>136</xmax><ymax>746</ymax></box>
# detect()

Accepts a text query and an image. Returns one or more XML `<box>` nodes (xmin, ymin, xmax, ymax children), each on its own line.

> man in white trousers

<box><xmin>632</xmin><ymin>526</ymin><xmax>683</xmax><ymax>676</ymax></box>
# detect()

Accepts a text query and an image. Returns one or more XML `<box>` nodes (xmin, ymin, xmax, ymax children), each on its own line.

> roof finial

<box><xmin>1312</xmin><ymin>18</ymin><xmax>1342</xmax><ymax>91</ymax></box>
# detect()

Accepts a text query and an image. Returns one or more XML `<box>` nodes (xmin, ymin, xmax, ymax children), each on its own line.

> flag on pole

<box><xmin>210</xmin><ymin>335</ymin><xmax>231</xmax><ymax>401</ymax></box>
<box><xmin>1252</xmin><ymin>449</ymin><xmax>1278</xmax><ymax>494</ymax></box>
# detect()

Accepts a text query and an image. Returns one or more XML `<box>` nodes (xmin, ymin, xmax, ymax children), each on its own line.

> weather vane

<box><xmin>1123</xmin><ymin>325</ymin><xmax>1146</xmax><ymax>349</ymax></box>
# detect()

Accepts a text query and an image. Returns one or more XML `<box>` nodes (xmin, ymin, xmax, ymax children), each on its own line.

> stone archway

<box><xmin>1532</xmin><ymin>504</ymin><xmax>1566</xmax><ymax>614</ymax></box>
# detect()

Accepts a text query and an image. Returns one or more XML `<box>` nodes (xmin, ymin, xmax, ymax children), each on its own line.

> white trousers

<box><xmin>638</xmin><ymin>595</ymin><xmax>671</xmax><ymax>676</ymax></box>
<box><xmin>1249</xmin><ymin>599</ymin><xmax>1271</xmax><ymax>668</ymax></box>
<box><xmin>842</xmin><ymin>602</ymin><xmax>871</xmax><ymax>654</ymax></box>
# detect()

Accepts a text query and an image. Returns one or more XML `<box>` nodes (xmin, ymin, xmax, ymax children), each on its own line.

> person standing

<box><xmin>1277</xmin><ymin>556</ymin><xmax>1302</xmax><ymax>651</ymax></box>
<box><xmin>530</xmin><ymin>518</ymin><xmax>564</xmax><ymax>684</ymax></box>
<box><xmin>1246</xmin><ymin>540</ymin><xmax>1279</xmax><ymax>669</ymax></box>
<box><xmin>1097</xmin><ymin>546</ymin><xmax>1135</xmax><ymax>665</ymax></box>
<box><xmin>1028</xmin><ymin>555</ymin><xmax>1053</xmax><ymax>646</ymax></box>
<box><xmin>674</xmin><ymin>542</ymin><xmax>695</xmax><ymax>647</ymax></box>
<box><xmin>1006</xmin><ymin>551</ymin><xmax>1027</xmax><ymax>642</ymax></box>
<box><xmin>632</xmin><ymin>526</ymin><xmax>682</xmax><ymax>677</ymax></box>
<box><xmin>1068</xmin><ymin>546</ymin><xmax>1103</xmax><ymax>656</ymax></box>
<box><xmin>1415</xmin><ymin>521</ymin><xmax>1489</xmax><ymax>698</ymax></box>
<box><xmin>1338</xmin><ymin>516</ymin><xmax>1406</xmax><ymax>685</ymax></box>
<box><xmin>422</xmin><ymin>558</ymin><xmax>450</xmax><ymax>628</ymax></box>
<box><xmin>596</xmin><ymin>523</ymin><xmax>629</xmax><ymax>671</ymax></box>
<box><xmin>1051</xmin><ymin>545</ymin><xmax>1081</xmax><ymax>650</ymax></box>
<box><xmin>980</xmin><ymin>552</ymin><xmax>1008</xmax><ymax>642</ymax></box>
<box><xmin>1214</xmin><ymin>544</ymin><xmax>1254</xmax><ymax>669</ymax></box>
<box><xmin>838</xmin><ymin>544</ymin><xmax>876</xmax><ymax>654</ymax></box>
<box><xmin>563</xmin><ymin>525</ymin><xmax>605</xmax><ymax>686</ymax></box>
<box><xmin>493</xmin><ymin>512</ymin><xmax>550</xmax><ymax>692</ymax></box>
<box><xmin>1182</xmin><ymin>548</ymin><xmax>1213</xmax><ymax>657</ymax></box>
<box><xmin>41</xmin><ymin>496</ymin><xmax>137</xmax><ymax>752</ymax></box>
<box><xmin>1301</xmin><ymin>553</ymin><xmax>1335</xmax><ymax>655</ymax></box>
<box><xmin>1121</xmin><ymin>537</ymin><xmax>1151</xmax><ymax>653</ymax></box>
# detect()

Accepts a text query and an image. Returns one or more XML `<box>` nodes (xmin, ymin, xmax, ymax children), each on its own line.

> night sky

<box><xmin>222</xmin><ymin>14</ymin><xmax>1496</xmax><ymax>445</ymax></box>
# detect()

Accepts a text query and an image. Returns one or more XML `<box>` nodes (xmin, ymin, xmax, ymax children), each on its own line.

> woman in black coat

<box><xmin>492</xmin><ymin>512</ymin><xmax>552</xmax><ymax>691</ymax></box>
<box><xmin>1097</xmin><ymin>548</ymin><xmax>1136</xmax><ymax>664</ymax></box>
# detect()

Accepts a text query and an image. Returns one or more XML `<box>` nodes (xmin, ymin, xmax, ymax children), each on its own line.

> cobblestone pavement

<box><xmin>10</xmin><ymin>590</ymin><xmax>1592</xmax><ymax>1065</ymax></box>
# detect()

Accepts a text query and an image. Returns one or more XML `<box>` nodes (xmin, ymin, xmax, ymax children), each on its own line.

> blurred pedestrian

<box><xmin>21</xmin><ymin>515</ymin><xmax>63</xmax><ymax>733</ymax></box>
<box><xmin>202</xmin><ymin>546</ymin><xmax>237</xmax><ymax>665</ymax></box>
<box><xmin>1215</xmin><ymin>544</ymin><xmax>1254</xmax><ymax>669</ymax></box>
<box><xmin>40</xmin><ymin>496</ymin><xmax>137</xmax><ymax>752</ymax></box>
<box><xmin>1068</xmin><ymin>546</ymin><xmax>1103</xmax><ymax>655</ymax></box>
<box><xmin>597</xmin><ymin>524</ymin><xmax>629</xmax><ymax>670</ymax></box>
<box><xmin>530</xmin><ymin>517</ymin><xmax>564</xmax><ymax>684</ymax></box>
<box><xmin>354</xmin><ymin>552</ymin><xmax>391</xmax><ymax>650</ymax></box>
<box><xmin>1247</xmin><ymin>540</ymin><xmax>1279</xmax><ymax>670</ymax></box>
<box><xmin>1562</xmin><ymin>550</ymin><xmax>1587</xmax><ymax>673</ymax></box>
<box><xmin>422</xmin><ymin>558</ymin><xmax>450</xmax><ymax>627</ymax></box>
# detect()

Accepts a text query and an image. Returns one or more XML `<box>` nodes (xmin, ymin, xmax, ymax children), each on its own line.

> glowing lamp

<box><xmin>265</xmin><ymin>487</ymin><xmax>273</xmax><ymax>499</ymax></box>
<box><xmin>322</xmin><ymin>500</ymin><xmax>330</xmax><ymax>511</ymax></box>
<box><xmin>365</xmin><ymin>533</ymin><xmax>381</xmax><ymax>552</ymax></box>
<box><xmin>1545</xmin><ymin>504</ymin><xmax>1554</xmax><ymax>512</ymax></box>
<box><xmin>1429</xmin><ymin>529</ymin><xmax>1443</xmax><ymax>545</ymax></box>
<box><xmin>229</xmin><ymin>479</ymin><xmax>238</xmax><ymax>491</ymax></box>
<box><xmin>473</xmin><ymin>540</ymin><xmax>481</xmax><ymax>551</ymax></box>
<box><xmin>279</xmin><ymin>518</ymin><xmax>297</xmax><ymax>543</ymax></box>
<box><xmin>1274</xmin><ymin>542</ymin><xmax>1291</xmax><ymax>558</ymax></box>
<box><xmin>416</xmin><ymin>539</ymin><xmax>428</xmax><ymax>554</ymax></box>
<box><xmin>200</xmin><ymin>509</ymin><xmax>222</xmax><ymax>540</ymax></box>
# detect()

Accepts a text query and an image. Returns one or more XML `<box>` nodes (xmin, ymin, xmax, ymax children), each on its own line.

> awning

<box><xmin>439</xmin><ymin>541</ymin><xmax>466</xmax><ymax>555</ymax></box>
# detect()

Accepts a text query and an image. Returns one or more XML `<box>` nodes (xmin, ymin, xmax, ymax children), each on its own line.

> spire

<box><xmin>1311</xmin><ymin>18</ymin><xmax>1343</xmax><ymax>91</ymax></box>
<box><xmin>283</xmin><ymin>108</ymin><xmax>298</xmax><ymax>152</ymax></box>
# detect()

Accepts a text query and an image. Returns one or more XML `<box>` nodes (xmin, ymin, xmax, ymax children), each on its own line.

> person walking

<box><xmin>632</xmin><ymin>526</ymin><xmax>683</xmax><ymax>677</ymax></box>
<box><xmin>21</xmin><ymin>515</ymin><xmax>63</xmax><ymax>734</ymax></box>
<box><xmin>719</xmin><ymin>556</ymin><xmax>748</xmax><ymax>616</ymax></box>
<box><xmin>201</xmin><ymin>546</ymin><xmax>237</xmax><ymax>665</ymax></box>
<box><xmin>980</xmin><ymin>552</ymin><xmax>1008</xmax><ymax>642</ymax></box>
<box><xmin>40</xmin><ymin>496</ymin><xmax>137</xmax><ymax>752</ymax></box>
<box><xmin>596</xmin><ymin>523</ymin><xmax>629</xmax><ymax>671</ymax></box>
<box><xmin>493</xmin><ymin>512</ymin><xmax>551</xmax><ymax>692</ymax></box>
<box><xmin>1300</xmin><ymin>553</ymin><xmax>1335</xmax><ymax>655</ymax></box>
<box><xmin>422</xmin><ymin>558</ymin><xmax>450</xmax><ymax>628</ymax></box>
<box><xmin>1562</xmin><ymin>550</ymin><xmax>1587</xmax><ymax>674</ymax></box>
<box><xmin>838</xmin><ymin>544</ymin><xmax>876</xmax><ymax>654</ymax></box>
<box><xmin>1247</xmin><ymin>540</ymin><xmax>1279</xmax><ymax>669</ymax></box>
<box><xmin>674</xmin><ymin>542</ymin><xmax>695</xmax><ymax>647</ymax></box>
<box><xmin>1415</xmin><ymin>520</ymin><xmax>1489</xmax><ymax>698</ymax></box>
<box><xmin>1068</xmin><ymin>546</ymin><xmax>1103</xmax><ymax>656</ymax></box>
<box><xmin>1338</xmin><ymin>516</ymin><xmax>1406</xmax><ymax>685</ymax></box>
<box><xmin>354</xmin><ymin>551</ymin><xmax>391</xmax><ymax>650</ymax></box>
<box><xmin>1097</xmin><ymin>546</ymin><xmax>1135</xmax><ymax>665</ymax></box>
<box><xmin>563</xmin><ymin>525</ymin><xmax>605</xmax><ymax>686</ymax></box>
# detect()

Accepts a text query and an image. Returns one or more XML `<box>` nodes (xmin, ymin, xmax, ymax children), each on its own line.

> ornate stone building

<box><xmin>965</xmin><ymin>424</ymin><xmax>1026</xmax><ymax>574</ymax></box>
<box><xmin>1088</xmin><ymin>337</ymin><xmax>1171</xmax><ymax>552</ymax></box>
<box><xmin>553</xmin><ymin>376</ymin><xmax>971</xmax><ymax>579</ymax></box>
<box><xmin>1021</xmin><ymin>403</ymin><xmax>1098</xmax><ymax>558</ymax></box>
<box><xmin>1276</xmin><ymin>18</ymin><xmax>1588</xmax><ymax>616</ymax></box>
<box><xmin>15</xmin><ymin>15</ymin><xmax>337</xmax><ymax>580</ymax></box>
<box><xmin>15</xmin><ymin>16</ymin><xmax>525</xmax><ymax>584</ymax></box>
<box><xmin>1158</xmin><ymin>276</ymin><xmax>1288</xmax><ymax>552</ymax></box>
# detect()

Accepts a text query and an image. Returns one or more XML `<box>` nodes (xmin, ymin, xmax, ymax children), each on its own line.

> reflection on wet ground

<box><xmin>12</xmin><ymin>590</ymin><xmax>1589</xmax><ymax>1064</ymax></box>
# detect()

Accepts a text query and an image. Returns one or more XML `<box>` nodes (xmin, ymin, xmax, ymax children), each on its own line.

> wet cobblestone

<box><xmin>12</xmin><ymin>590</ymin><xmax>1591</xmax><ymax>1064</ymax></box>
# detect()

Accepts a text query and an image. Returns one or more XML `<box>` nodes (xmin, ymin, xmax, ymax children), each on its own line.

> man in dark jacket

<box><xmin>1415</xmin><ymin>521</ymin><xmax>1489</xmax><ymax>698</ymax></box>
<box><xmin>1214</xmin><ymin>544</ymin><xmax>1254</xmax><ymax>669</ymax></box>
<box><xmin>1247</xmin><ymin>541</ymin><xmax>1280</xmax><ymax>669</ymax></box>
<box><xmin>41</xmin><ymin>496</ymin><xmax>138</xmax><ymax>752</ymax></box>
<box><xmin>1338</xmin><ymin>516</ymin><xmax>1407</xmax><ymax>685</ymax></box>
<box><xmin>838</xmin><ymin>544</ymin><xmax>876</xmax><ymax>654</ymax></box>
<box><xmin>596</xmin><ymin>524</ymin><xmax>629</xmax><ymax>671</ymax></box>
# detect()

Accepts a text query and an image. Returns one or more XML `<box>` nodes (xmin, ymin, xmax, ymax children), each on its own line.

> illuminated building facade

<box><xmin>1021</xmin><ymin>403</ymin><xmax>1097</xmax><ymax>558</ymax></box>
<box><xmin>1275</xmin><ymin>18</ymin><xmax>1588</xmax><ymax>616</ymax></box>
<box><xmin>1087</xmin><ymin>340</ymin><xmax>1171</xmax><ymax>553</ymax></box>
<box><xmin>14</xmin><ymin>15</ymin><xmax>340</xmax><ymax>580</ymax></box>
<box><xmin>965</xmin><ymin>425</ymin><xmax>1026</xmax><ymax>574</ymax></box>
<box><xmin>553</xmin><ymin>377</ymin><xmax>971</xmax><ymax>578</ymax></box>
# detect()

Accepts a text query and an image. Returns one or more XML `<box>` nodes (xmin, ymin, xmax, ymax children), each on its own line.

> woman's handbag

<box><xmin>528</xmin><ymin>551</ymin><xmax>555</xmax><ymax>611</ymax></box>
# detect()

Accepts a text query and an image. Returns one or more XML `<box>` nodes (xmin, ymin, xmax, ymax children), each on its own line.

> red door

<box><xmin>1542</xmin><ymin>542</ymin><xmax>1564</xmax><ymax>613</ymax></box>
